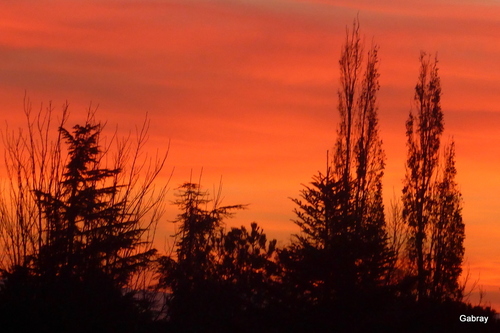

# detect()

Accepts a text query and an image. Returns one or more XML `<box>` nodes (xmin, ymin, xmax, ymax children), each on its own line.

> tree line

<box><xmin>0</xmin><ymin>19</ymin><xmax>497</xmax><ymax>333</ymax></box>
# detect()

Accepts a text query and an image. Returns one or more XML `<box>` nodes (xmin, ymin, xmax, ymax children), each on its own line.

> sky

<box><xmin>1</xmin><ymin>0</ymin><xmax>499</xmax><ymax>310</ymax></box>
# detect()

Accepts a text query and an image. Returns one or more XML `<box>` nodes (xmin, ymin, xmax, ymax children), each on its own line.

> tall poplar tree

<box><xmin>286</xmin><ymin>18</ymin><xmax>392</xmax><ymax>305</ymax></box>
<box><xmin>402</xmin><ymin>52</ymin><xmax>464</xmax><ymax>302</ymax></box>
<box><xmin>430</xmin><ymin>142</ymin><xmax>464</xmax><ymax>301</ymax></box>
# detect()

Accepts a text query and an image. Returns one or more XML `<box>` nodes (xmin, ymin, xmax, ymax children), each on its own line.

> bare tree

<box><xmin>0</xmin><ymin>99</ymin><xmax>68</xmax><ymax>271</ymax></box>
<box><xmin>386</xmin><ymin>196</ymin><xmax>409</xmax><ymax>286</ymax></box>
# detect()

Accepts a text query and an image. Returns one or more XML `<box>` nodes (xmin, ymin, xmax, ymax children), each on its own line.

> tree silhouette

<box><xmin>34</xmin><ymin>119</ymin><xmax>159</xmax><ymax>286</ymax></box>
<box><xmin>218</xmin><ymin>222</ymin><xmax>278</xmax><ymax>309</ymax></box>
<box><xmin>284</xmin><ymin>18</ymin><xmax>393</xmax><ymax>311</ymax></box>
<box><xmin>430</xmin><ymin>142</ymin><xmax>464</xmax><ymax>300</ymax></box>
<box><xmin>0</xmin><ymin>104</ymin><xmax>168</xmax><ymax>332</ymax></box>
<box><xmin>163</xmin><ymin>181</ymin><xmax>245</xmax><ymax>286</ymax></box>
<box><xmin>402</xmin><ymin>52</ymin><xmax>465</xmax><ymax>302</ymax></box>
<box><xmin>158</xmin><ymin>182</ymin><xmax>245</xmax><ymax>331</ymax></box>
<box><xmin>158</xmin><ymin>182</ymin><xmax>279</xmax><ymax>331</ymax></box>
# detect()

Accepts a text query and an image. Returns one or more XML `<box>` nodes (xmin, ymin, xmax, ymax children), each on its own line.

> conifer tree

<box><xmin>158</xmin><ymin>182</ymin><xmax>245</xmax><ymax>329</ymax></box>
<box><xmin>0</xmin><ymin>106</ymin><xmax>167</xmax><ymax>331</ymax></box>
<box><xmin>159</xmin><ymin>182</ymin><xmax>278</xmax><ymax>330</ymax></box>
<box><xmin>34</xmin><ymin>120</ymin><xmax>157</xmax><ymax>286</ymax></box>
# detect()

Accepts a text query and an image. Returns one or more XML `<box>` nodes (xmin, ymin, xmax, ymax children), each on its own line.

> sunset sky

<box><xmin>1</xmin><ymin>0</ymin><xmax>499</xmax><ymax>309</ymax></box>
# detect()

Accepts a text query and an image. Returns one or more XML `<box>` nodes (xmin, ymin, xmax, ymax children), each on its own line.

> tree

<box><xmin>402</xmin><ymin>52</ymin><xmax>464</xmax><ymax>302</ymax></box>
<box><xmin>159</xmin><ymin>181</ymin><xmax>279</xmax><ymax>331</ymax></box>
<box><xmin>331</xmin><ymin>19</ymin><xmax>392</xmax><ymax>291</ymax></box>
<box><xmin>34</xmin><ymin>119</ymin><xmax>160</xmax><ymax>286</ymax></box>
<box><xmin>430</xmin><ymin>142</ymin><xmax>464</xmax><ymax>301</ymax></box>
<box><xmin>284</xmin><ymin>18</ymin><xmax>392</xmax><ymax>308</ymax></box>
<box><xmin>163</xmin><ymin>181</ymin><xmax>245</xmax><ymax>287</ymax></box>
<box><xmin>158</xmin><ymin>182</ymin><xmax>245</xmax><ymax>330</ymax></box>
<box><xmin>218</xmin><ymin>222</ymin><xmax>278</xmax><ymax>309</ymax></box>
<box><xmin>0</xmin><ymin>102</ymin><xmax>168</xmax><ymax>331</ymax></box>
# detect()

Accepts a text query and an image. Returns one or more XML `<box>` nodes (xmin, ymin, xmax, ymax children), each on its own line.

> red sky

<box><xmin>1</xmin><ymin>0</ymin><xmax>499</xmax><ymax>310</ymax></box>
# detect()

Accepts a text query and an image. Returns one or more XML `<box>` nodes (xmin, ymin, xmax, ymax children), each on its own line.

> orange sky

<box><xmin>1</xmin><ymin>0</ymin><xmax>499</xmax><ymax>310</ymax></box>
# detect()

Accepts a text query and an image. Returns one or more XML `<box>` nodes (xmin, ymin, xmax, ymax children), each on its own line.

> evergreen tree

<box><xmin>159</xmin><ymin>182</ymin><xmax>279</xmax><ymax>331</ymax></box>
<box><xmin>158</xmin><ymin>182</ymin><xmax>245</xmax><ymax>330</ymax></box>
<box><xmin>218</xmin><ymin>222</ymin><xmax>278</xmax><ymax>309</ymax></box>
<box><xmin>0</xmin><ymin>107</ymin><xmax>167</xmax><ymax>332</ymax></box>
<box><xmin>34</xmin><ymin>121</ymin><xmax>156</xmax><ymax>286</ymax></box>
